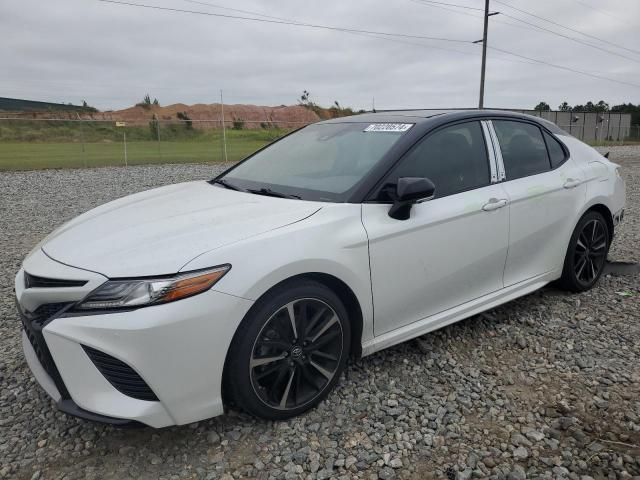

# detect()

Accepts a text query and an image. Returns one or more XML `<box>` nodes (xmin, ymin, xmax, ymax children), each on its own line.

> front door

<box><xmin>361</xmin><ymin>121</ymin><xmax>510</xmax><ymax>336</ymax></box>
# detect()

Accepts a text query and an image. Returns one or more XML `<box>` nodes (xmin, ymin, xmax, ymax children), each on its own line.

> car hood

<box><xmin>42</xmin><ymin>181</ymin><xmax>321</xmax><ymax>277</ymax></box>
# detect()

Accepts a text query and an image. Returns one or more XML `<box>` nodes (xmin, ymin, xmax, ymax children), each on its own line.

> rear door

<box><xmin>361</xmin><ymin>120</ymin><xmax>510</xmax><ymax>336</ymax></box>
<box><xmin>489</xmin><ymin>120</ymin><xmax>586</xmax><ymax>286</ymax></box>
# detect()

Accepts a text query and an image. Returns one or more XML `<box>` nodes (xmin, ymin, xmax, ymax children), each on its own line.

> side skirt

<box><xmin>361</xmin><ymin>270</ymin><xmax>560</xmax><ymax>357</ymax></box>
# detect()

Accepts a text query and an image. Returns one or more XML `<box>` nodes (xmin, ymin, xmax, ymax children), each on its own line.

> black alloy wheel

<box><xmin>250</xmin><ymin>298</ymin><xmax>343</xmax><ymax>410</ymax></box>
<box><xmin>226</xmin><ymin>280</ymin><xmax>350</xmax><ymax>420</ymax></box>
<box><xmin>573</xmin><ymin>218</ymin><xmax>608</xmax><ymax>286</ymax></box>
<box><xmin>560</xmin><ymin>211</ymin><xmax>610</xmax><ymax>292</ymax></box>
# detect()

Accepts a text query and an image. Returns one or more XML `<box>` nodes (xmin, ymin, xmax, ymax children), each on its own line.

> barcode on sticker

<box><xmin>364</xmin><ymin>123</ymin><xmax>413</xmax><ymax>132</ymax></box>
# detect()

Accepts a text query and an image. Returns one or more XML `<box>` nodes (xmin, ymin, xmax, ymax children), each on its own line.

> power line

<box><xmin>181</xmin><ymin>0</ymin><xmax>296</xmax><ymax>23</ymax></box>
<box><xmin>497</xmin><ymin>12</ymin><xmax>640</xmax><ymax>64</ymax></box>
<box><xmin>0</xmin><ymin>0</ymin><xmax>549</xmax><ymax>103</ymax></box>
<box><xmin>180</xmin><ymin>0</ymin><xmax>484</xmax><ymax>57</ymax></box>
<box><xmin>184</xmin><ymin>0</ymin><xmax>640</xmax><ymax>78</ymax></box>
<box><xmin>97</xmin><ymin>0</ymin><xmax>473</xmax><ymax>43</ymax></box>
<box><xmin>96</xmin><ymin>0</ymin><xmax>640</xmax><ymax>92</ymax></box>
<box><xmin>493</xmin><ymin>0</ymin><xmax>640</xmax><ymax>55</ymax></box>
<box><xmin>414</xmin><ymin>0</ymin><xmax>640</xmax><ymax>62</ymax></box>
<box><xmin>177</xmin><ymin>0</ymin><xmax>490</xmax><ymax>61</ymax></box>
<box><xmin>409</xmin><ymin>0</ymin><xmax>483</xmax><ymax>19</ymax></box>
<box><xmin>410</xmin><ymin>0</ymin><xmax>640</xmax><ymax>94</ymax></box>
<box><xmin>574</xmin><ymin>0</ymin><xmax>635</xmax><ymax>27</ymax></box>
<box><xmin>409</xmin><ymin>0</ymin><xmax>554</xmax><ymax>41</ymax></box>
<box><xmin>411</xmin><ymin>0</ymin><xmax>485</xmax><ymax>12</ymax></box>
<box><xmin>488</xmin><ymin>45</ymin><xmax>640</xmax><ymax>88</ymax></box>
<box><xmin>409</xmin><ymin>0</ymin><xmax>567</xmax><ymax>38</ymax></box>
<box><xmin>112</xmin><ymin>0</ymin><xmax>560</xmax><ymax>76</ymax></box>
<box><xmin>183</xmin><ymin>0</ymin><xmax>548</xmax><ymax>69</ymax></box>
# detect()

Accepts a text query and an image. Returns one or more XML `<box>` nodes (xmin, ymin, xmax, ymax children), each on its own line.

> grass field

<box><xmin>0</xmin><ymin>128</ymin><xmax>291</xmax><ymax>170</ymax></box>
<box><xmin>2</xmin><ymin>119</ymin><xmax>639</xmax><ymax>170</ymax></box>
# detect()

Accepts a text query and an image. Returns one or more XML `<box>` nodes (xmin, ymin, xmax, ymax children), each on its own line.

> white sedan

<box><xmin>15</xmin><ymin>110</ymin><xmax>625</xmax><ymax>427</ymax></box>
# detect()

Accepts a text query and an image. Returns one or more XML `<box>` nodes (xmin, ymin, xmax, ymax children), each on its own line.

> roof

<box><xmin>318</xmin><ymin>109</ymin><xmax>566</xmax><ymax>135</ymax></box>
<box><xmin>318</xmin><ymin>110</ymin><xmax>451</xmax><ymax>124</ymax></box>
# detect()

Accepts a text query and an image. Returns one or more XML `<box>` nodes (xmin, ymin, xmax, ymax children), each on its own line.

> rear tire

<box><xmin>225</xmin><ymin>280</ymin><xmax>351</xmax><ymax>420</ymax></box>
<box><xmin>558</xmin><ymin>211</ymin><xmax>610</xmax><ymax>292</ymax></box>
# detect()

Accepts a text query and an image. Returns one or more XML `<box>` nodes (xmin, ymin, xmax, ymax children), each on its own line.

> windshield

<box><xmin>219</xmin><ymin>123</ymin><xmax>411</xmax><ymax>201</ymax></box>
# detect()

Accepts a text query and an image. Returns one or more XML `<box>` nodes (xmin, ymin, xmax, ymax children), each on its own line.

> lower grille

<box><xmin>30</xmin><ymin>303</ymin><xmax>71</xmax><ymax>327</ymax></box>
<box><xmin>82</xmin><ymin>346</ymin><xmax>159</xmax><ymax>402</ymax></box>
<box><xmin>18</xmin><ymin>301</ymin><xmax>72</xmax><ymax>399</ymax></box>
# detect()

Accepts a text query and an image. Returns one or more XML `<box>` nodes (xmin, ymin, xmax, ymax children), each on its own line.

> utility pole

<box><xmin>220</xmin><ymin>90</ymin><xmax>228</xmax><ymax>163</ymax></box>
<box><xmin>123</xmin><ymin>128</ymin><xmax>128</xmax><ymax>166</ymax></box>
<box><xmin>478</xmin><ymin>0</ymin><xmax>490</xmax><ymax>109</ymax></box>
<box><xmin>76</xmin><ymin>112</ymin><xmax>86</xmax><ymax>168</ymax></box>
<box><xmin>154</xmin><ymin>114</ymin><xmax>161</xmax><ymax>160</ymax></box>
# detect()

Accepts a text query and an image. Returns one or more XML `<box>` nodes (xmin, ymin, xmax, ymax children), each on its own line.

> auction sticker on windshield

<box><xmin>364</xmin><ymin>123</ymin><xmax>414</xmax><ymax>132</ymax></box>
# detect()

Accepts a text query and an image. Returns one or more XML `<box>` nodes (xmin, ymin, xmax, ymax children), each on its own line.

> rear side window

<box><xmin>543</xmin><ymin>131</ymin><xmax>566</xmax><ymax>168</ymax></box>
<box><xmin>493</xmin><ymin>121</ymin><xmax>550</xmax><ymax>180</ymax></box>
<box><xmin>388</xmin><ymin>121</ymin><xmax>491</xmax><ymax>198</ymax></box>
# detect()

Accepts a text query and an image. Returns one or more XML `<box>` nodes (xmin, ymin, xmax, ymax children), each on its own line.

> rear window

<box><xmin>493</xmin><ymin>121</ymin><xmax>551</xmax><ymax>180</ymax></box>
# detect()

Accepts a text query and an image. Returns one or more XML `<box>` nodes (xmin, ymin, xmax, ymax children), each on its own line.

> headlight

<box><xmin>75</xmin><ymin>265</ymin><xmax>230</xmax><ymax>310</ymax></box>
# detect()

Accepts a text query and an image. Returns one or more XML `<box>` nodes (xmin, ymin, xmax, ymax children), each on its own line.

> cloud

<box><xmin>1</xmin><ymin>0</ymin><xmax>638</xmax><ymax>110</ymax></box>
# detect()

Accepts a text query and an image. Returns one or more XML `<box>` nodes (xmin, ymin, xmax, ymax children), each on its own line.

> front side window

<box><xmin>221</xmin><ymin>123</ymin><xmax>410</xmax><ymax>201</ymax></box>
<box><xmin>493</xmin><ymin>121</ymin><xmax>550</xmax><ymax>179</ymax></box>
<box><xmin>383</xmin><ymin>121</ymin><xmax>491</xmax><ymax>199</ymax></box>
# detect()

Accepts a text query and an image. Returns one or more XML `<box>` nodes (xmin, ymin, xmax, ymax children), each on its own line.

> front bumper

<box><xmin>21</xmin><ymin>330</ymin><xmax>138</xmax><ymax>426</ymax></box>
<box><xmin>17</xmin><ymin>249</ymin><xmax>254</xmax><ymax>427</ymax></box>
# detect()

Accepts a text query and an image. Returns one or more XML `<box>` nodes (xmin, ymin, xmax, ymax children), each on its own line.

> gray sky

<box><xmin>1</xmin><ymin>0</ymin><xmax>639</xmax><ymax>111</ymax></box>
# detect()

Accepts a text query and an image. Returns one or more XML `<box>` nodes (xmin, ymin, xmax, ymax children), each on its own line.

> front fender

<box><xmin>180</xmin><ymin>204</ymin><xmax>375</xmax><ymax>344</ymax></box>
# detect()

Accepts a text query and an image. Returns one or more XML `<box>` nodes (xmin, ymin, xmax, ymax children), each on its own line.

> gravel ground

<box><xmin>1</xmin><ymin>146</ymin><xmax>639</xmax><ymax>480</ymax></box>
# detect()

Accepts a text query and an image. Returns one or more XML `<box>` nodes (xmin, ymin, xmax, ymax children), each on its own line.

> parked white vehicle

<box><xmin>16</xmin><ymin>110</ymin><xmax>625</xmax><ymax>427</ymax></box>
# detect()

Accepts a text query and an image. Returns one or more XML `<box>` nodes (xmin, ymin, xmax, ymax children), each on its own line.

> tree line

<box><xmin>534</xmin><ymin>101</ymin><xmax>640</xmax><ymax>124</ymax></box>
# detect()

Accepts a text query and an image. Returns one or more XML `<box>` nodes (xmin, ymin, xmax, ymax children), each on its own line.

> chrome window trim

<box><xmin>486</xmin><ymin>120</ymin><xmax>506</xmax><ymax>181</ymax></box>
<box><xmin>480</xmin><ymin>120</ymin><xmax>498</xmax><ymax>184</ymax></box>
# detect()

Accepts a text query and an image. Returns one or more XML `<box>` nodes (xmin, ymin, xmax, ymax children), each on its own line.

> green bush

<box><xmin>176</xmin><ymin>112</ymin><xmax>193</xmax><ymax>130</ymax></box>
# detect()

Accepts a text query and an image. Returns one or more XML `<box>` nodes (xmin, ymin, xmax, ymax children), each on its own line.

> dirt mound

<box><xmin>3</xmin><ymin>103</ymin><xmax>321</xmax><ymax>129</ymax></box>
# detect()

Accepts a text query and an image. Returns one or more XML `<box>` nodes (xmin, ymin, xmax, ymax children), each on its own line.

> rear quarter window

<box><xmin>543</xmin><ymin>131</ymin><xmax>567</xmax><ymax>168</ymax></box>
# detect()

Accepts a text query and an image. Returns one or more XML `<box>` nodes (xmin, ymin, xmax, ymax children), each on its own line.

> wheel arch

<box><xmin>582</xmin><ymin>202</ymin><xmax>614</xmax><ymax>242</ymax></box>
<box><xmin>239</xmin><ymin>272</ymin><xmax>364</xmax><ymax>359</ymax></box>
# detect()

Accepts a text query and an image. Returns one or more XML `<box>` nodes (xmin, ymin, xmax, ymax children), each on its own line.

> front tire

<box><xmin>559</xmin><ymin>210</ymin><xmax>610</xmax><ymax>292</ymax></box>
<box><xmin>226</xmin><ymin>280</ymin><xmax>351</xmax><ymax>420</ymax></box>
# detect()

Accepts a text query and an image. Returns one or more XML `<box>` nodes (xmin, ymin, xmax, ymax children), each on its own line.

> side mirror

<box><xmin>388</xmin><ymin>177</ymin><xmax>436</xmax><ymax>220</ymax></box>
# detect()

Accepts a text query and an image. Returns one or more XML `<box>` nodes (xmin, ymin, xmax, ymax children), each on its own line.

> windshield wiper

<box><xmin>212</xmin><ymin>178</ymin><xmax>243</xmax><ymax>191</ymax></box>
<box><xmin>246</xmin><ymin>188</ymin><xmax>301</xmax><ymax>199</ymax></box>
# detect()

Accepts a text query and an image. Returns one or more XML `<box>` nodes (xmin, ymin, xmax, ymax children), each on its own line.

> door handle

<box><xmin>563</xmin><ymin>178</ymin><xmax>582</xmax><ymax>189</ymax></box>
<box><xmin>482</xmin><ymin>198</ymin><xmax>508</xmax><ymax>211</ymax></box>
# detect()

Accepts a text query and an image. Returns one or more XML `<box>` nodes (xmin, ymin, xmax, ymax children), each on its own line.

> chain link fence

<box><xmin>1</xmin><ymin>115</ymin><xmax>639</xmax><ymax>171</ymax></box>
<box><xmin>0</xmin><ymin>118</ymin><xmax>311</xmax><ymax>170</ymax></box>
<box><xmin>623</xmin><ymin>125</ymin><xmax>640</xmax><ymax>142</ymax></box>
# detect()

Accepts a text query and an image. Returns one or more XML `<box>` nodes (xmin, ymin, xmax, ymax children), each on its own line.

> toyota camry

<box><xmin>15</xmin><ymin>109</ymin><xmax>625</xmax><ymax>427</ymax></box>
